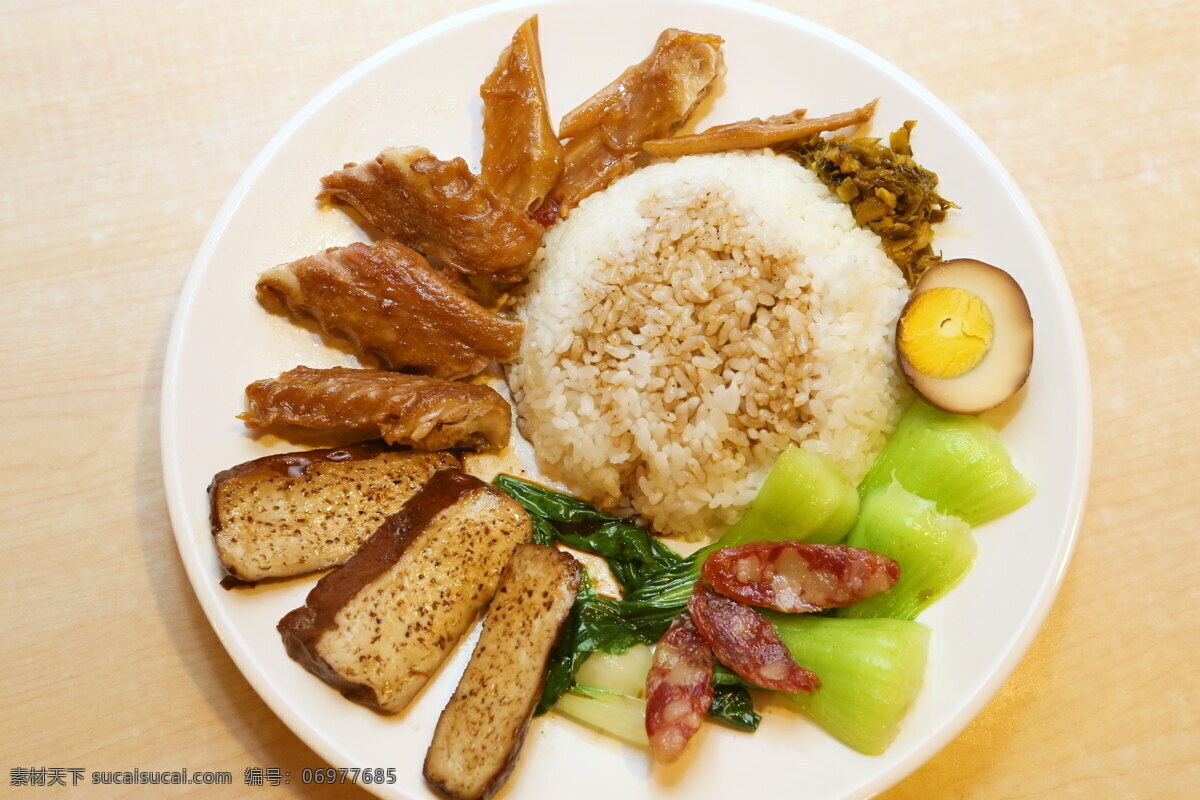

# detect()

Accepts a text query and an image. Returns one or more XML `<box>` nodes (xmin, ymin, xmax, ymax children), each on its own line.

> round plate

<box><xmin>161</xmin><ymin>1</ymin><xmax>1092</xmax><ymax>798</ymax></box>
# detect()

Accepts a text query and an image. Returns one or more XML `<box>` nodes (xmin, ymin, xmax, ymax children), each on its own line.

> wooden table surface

<box><xmin>2</xmin><ymin>0</ymin><xmax>1197</xmax><ymax>797</ymax></box>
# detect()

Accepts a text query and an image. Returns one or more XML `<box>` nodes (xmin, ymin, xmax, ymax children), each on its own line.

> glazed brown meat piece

<box><xmin>642</xmin><ymin>100</ymin><xmax>878</xmax><ymax>157</ymax></box>
<box><xmin>480</xmin><ymin>16</ymin><xmax>564</xmax><ymax>211</ymax></box>
<box><xmin>240</xmin><ymin>366</ymin><xmax>511</xmax><ymax>451</ymax></box>
<box><xmin>537</xmin><ymin>29</ymin><xmax>724</xmax><ymax>219</ymax></box>
<box><xmin>256</xmin><ymin>241</ymin><xmax>523</xmax><ymax>380</ymax></box>
<box><xmin>319</xmin><ymin>147</ymin><xmax>544</xmax><ymax>282</ymax></box>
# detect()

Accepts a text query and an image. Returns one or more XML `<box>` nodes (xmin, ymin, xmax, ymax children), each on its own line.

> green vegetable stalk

<box><xmin>718</xmin><ymin>446</ymin><xmax>860</xmax><ymax>547</ymax></box>
<box><xmin>858</xmin><ymin>399</ymin><xmax>1035</xmax><ymax>526</ymax></box>
<box><xmin>555</xmin><ymin>686</ymin><xmax>649</xmax><ymax>748</ymax></box>
<box><xmin>841</xmin><ymin>483</ymin><xmax>976</xmax><ymax>620</ymax></box>
<box><xmin>771</xmin><ymin>615</ymin><xmax>930</xmax><ymax>755</ymax></box>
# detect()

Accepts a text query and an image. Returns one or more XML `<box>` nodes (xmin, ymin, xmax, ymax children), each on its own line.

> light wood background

<box><xmin>2</xmin><ymin>0</ymin><xmax>1197</xmax><ymax>797</ymax></box>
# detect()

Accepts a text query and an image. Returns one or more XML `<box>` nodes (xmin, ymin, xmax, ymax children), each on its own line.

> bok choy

<box><xmin>495</xmin><ymin>475</ymin><xmax>760</xmax><ymax>731</ymax></box>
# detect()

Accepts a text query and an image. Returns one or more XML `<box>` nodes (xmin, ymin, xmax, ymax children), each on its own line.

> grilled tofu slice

<box><xmin>278</xmin><ymin>469</ymin><xmax>531</xmax><ymax>714</ymax></box>
<box><xmin>424</xmin><ymin>545</ymin><xmax>581</xmax><ymax>800</ymax></box>
<box><xmin>209</xmin><ymin>442</ymin><xmax>459</xmax><ymax>586</ymax></box>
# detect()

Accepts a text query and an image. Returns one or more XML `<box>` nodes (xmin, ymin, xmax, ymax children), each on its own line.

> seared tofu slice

<box><xmin>278</xmin><ymin>470</ymin><xmax>531</xmax><ymax>714</ymax></box>
<box><xmin>209</xmin><ymin>442</ymin><xmax>459</xmax><ymax>586</ymax></box>
<box><xmin>424</xmin><ymin>545</ymin><xmax>581</xmax><ymax>800</ymax></box>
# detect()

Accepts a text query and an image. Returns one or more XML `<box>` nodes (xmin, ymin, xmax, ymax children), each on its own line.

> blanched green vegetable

<box><xmin>536</xmin><ymin>576</ymin><xmax>677</xmax><ymax>714</ymax></box>
<box><xmin>720</xmin><ymin>446</ymin><xmax>860</xmax><ymax>547</ymax></box>
<box><xmin>709</xmin><ymin>684</ymin><xmax>762</xmax><ymax>732</ymax></box>
<box><xmin>556</xmin><ymin>686</ymin><xmax>649</xmax><ymax>748</ymax></box>
<box><xmin>858</xmin><ymin>400</ymin><xmax>1035</xmax><ymax>526</ymax></box>
<box><xmin>575</xmin><ymin>646</ymin><xmax>654</xmax><ymax>698</ymax></box>
<box><xmin>494</xmin><ymin>475</ymin><xmax>681</xmax><ymax>594</ymax></box>
<box><xmin>495</xmin><ymin>476</ymin><xmax>760</xmax><ymax>731</ymax></box>
<box><xmin>841</xmin><ymin>483</ymin><xmax>976</xmax><ymax>620</ymax></box>
<box><xmin>771</xmin><ymin>615</ymin><xmax>930</xmax><ymax>755</ymax></box>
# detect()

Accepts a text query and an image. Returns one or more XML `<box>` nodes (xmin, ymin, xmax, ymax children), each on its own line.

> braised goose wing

<box><xmin>480</xmin><ymin>16</ymin><xmax>564</xmax><ymax>211</ymax></box>
<box><xmin>536</xmin><ymin>29</ymin><xmax>724</xmax><ymax>221</ymax></box>
<box><xmin>643</xmin><ymin>100</ymin><xmax>878</xmax><ymax>157</ymax></box>
<box><xmin>257</xmin><ymin>241</ymin><xmax>523</xmax><ymax>380</ymax></box>
<box><xmin>241</xmin><ymin>366</ymin><xmax>511</xmax><ymax>451</ymax></box>
<box><xmin>319</xmin><ymin>148</ymin><xmax>543</xmax><ymax>282</ymax></box>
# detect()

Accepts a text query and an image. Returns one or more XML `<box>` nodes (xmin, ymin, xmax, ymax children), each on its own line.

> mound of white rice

<box><xmin>508</xmin><ymin>150</ymin><xmax>909</xmax><ymax>539</ymax></box>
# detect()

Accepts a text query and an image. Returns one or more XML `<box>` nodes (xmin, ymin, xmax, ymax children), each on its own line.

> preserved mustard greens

<box><xmin>718</xmin><ymin>446</ymin><xmax>860</xmax><ymax>547</ymax></box>
<box><xmin>789</xmin><ymin>121</ymin><xmax>955</xmax><ymax>285</ymax></box>
<box><xmin>858</xmin><ymin>400</ymin><xmax>1035</xmax><ymax>526</ymax></box>
<box><xmin>841</xmin><ymin>483</ymin><xmax>976</xmax><ymax>620</ymax></box>
<box><xmin>771</xmin><ymin>615</ymin><xmax>930</xmax><ymax>755</ymax></box>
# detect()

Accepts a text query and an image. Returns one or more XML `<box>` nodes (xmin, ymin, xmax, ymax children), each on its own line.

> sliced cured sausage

<box><xmin>644</xmin><ymin>613</ymin><xmax>713</xmax><ymax>763</ymax></box>
<box><xmin>702</xmin><ymin>542</ymin><xmax>900</xmax><ymax>613</ymax></box>
<box><xmin>687</xmin><ymin>584</ymin><xmax>818</xmax><ymax>693</ymax></box>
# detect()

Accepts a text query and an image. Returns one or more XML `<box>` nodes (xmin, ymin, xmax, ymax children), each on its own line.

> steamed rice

<box><xmin>508</xmin><ymin>150</ymin><xmax>909</xmax><ymax>539</ymax></box>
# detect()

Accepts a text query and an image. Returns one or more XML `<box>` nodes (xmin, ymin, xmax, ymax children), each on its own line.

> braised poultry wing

<box><xmin>320</xmin><ymin>147</ymin><xmax>543</xmax><ymax>282</ymax></box>
<box><xmin>241</xmin><ymin>366</ymin><xmax>511</xmax><ymax>451</ymax></box>
<box><xmin>643</xmin><ymin>100</ymin><xmax>878</xmax><ymax>157</ymax></box>
<box><xmin>480</xmin><ymin>16</ymin><xmax>564</xmax><ymax>211</ymax></box>
<box><xmin>256</xmin><ymin>241</ymin><xmax>523</xmax><ymax>380</ymax></box>
<box><xmin>536</xmin><ymin>29</ymin><xmax>725</xmax><ymax>221</ymax></box>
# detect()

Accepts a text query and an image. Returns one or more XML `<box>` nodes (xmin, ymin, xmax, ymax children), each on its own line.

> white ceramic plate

<box><xmin>161</xmin><ymin>1</ymin><xmax>1092</xmax><ymax>797</ymax></box>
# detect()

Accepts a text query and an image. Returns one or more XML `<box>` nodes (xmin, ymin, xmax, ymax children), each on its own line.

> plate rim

<box><xmin>160</xmin><ymin>0</ymin><xmax>1093</xmax><ymax>797</ymax></box>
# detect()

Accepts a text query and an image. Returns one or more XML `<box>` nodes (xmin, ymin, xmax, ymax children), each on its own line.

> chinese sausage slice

<box><xmin>320</xmin><ymin>147</ymin><xmax>543</xmax><ymax>282</ymax></box>
<box><xmin>480</xmin><ymin>15</ymin><xmax>564</xmax><ymax>211</ymax></box>
<box><xmin>240</xmin><ymin>366</ymin><xmax>511</xmax><ymax>451</ymax></box>
<box><xmin>256</xmin><ymin>240</ymin><xmax>523</xmax><ymax>380</ymax></box>
<box><xmin>536</xmin><ymin>28</ymin><xmax>725</xmax><ymax>221</ymax></box>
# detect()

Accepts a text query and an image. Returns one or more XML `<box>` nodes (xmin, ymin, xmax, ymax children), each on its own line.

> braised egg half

<box><xmin>897</xmin><ymin>259</ymin><xmax>1033</xmax><ymax>414</ymax></box>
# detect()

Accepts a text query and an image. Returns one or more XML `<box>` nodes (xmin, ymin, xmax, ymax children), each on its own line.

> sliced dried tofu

<box><xmin>209</xmin><ymin>442</ymin><xmax>459</xmax><ymax>585</ymax></box>
<box><xmin>277</xmin><ymin>470</ymin><xmax>531</xmax><ymax>713</ymax></box>
<box><xmin>424</xmin><ymin>545</ymin><xmax>580</xmax><ymax>800</ymax></box>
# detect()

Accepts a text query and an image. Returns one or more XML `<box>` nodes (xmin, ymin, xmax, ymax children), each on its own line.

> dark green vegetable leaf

<box><xmin>712</xmin><ymin>661</ymin><xmax>754</xmax><ymax>688</ymax></box>
<box><xmin>530</xmin><ymin>516</ymin><xmax>558</xmax><ymax>547</ymax></box>
<box><xmin>495</xmin><ymin>474</ymin><xmax>759</xmax><ymax>734</ymax></box>
<box><xmin>495</xmin><ymin>475</ymin><xmax>685</xmax><ymax>595</ymax></box>
<box><xmin>536</xmin><ymin>576</ymin><xmax>678</xmax><ymax>714</ymax></box>
<box><xmin>709</xmin><ymin>684</ymin><xmax>762</xmax><ymax>732</ymax></box>
<box><xmin>622</xmin><ymin>550</ymin><xmax>706</xmax><ymax>608</ymax></box>
<box><xmin>495</xmin><ymin>474</ymin><xmax>618</xmax><ymax>524</ymax></box>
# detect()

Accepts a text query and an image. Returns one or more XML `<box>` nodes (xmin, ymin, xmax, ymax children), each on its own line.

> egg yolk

<box><xmin>900</xmin><ymin>287</ymin><xmax>994</xmax><ymax>379</ymax></box>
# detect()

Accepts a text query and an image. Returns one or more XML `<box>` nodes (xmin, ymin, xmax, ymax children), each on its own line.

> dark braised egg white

<box><xmin>897</xmin><ymin>259</ymin><xmax>1033</xmax><ymax>414</ymax></box>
